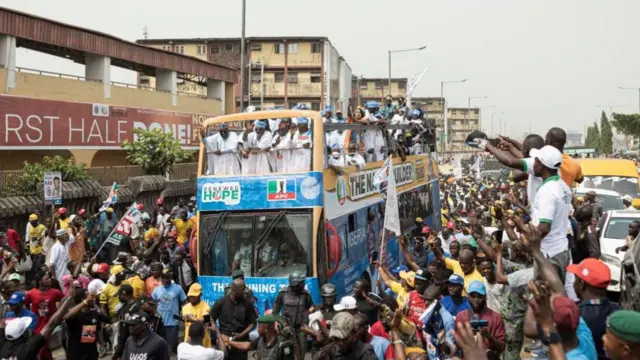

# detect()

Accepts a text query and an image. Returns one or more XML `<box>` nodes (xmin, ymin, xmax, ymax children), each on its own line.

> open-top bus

<box><xmin>195</xmin><ymin>109</ymin><xmax>441</xmax><ymax>312</ymax></box>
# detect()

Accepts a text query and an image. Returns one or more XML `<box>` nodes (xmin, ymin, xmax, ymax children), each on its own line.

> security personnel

<box><xmin>274</xmin><ymin>271</ymin><xmax>314</xmax><ymax>356</ymax></box>
<box><xmin>316</xmin><ymin>283</ymin><xmax>337</xmax><ymax>326</ymax></box>
<box><xmin>226</xmin><ymin>315</ymin><xmax>297</xmax><ymax>360</ymax></box>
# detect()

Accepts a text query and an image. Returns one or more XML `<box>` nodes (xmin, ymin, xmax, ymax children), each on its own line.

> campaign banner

<box><xmin>44</xmin><ymin>171</ymin><xmax>62</xmax><ymax>205</ymax></box>
<box><xmin>105</xmin><ymin>203</ymin><xmax>141</xmax><ymax>246</ymax></box>
<box><xmin>99</xmin><ymin>182</ymin><xmax>119</xmax><ymax>212</ymax></box>
<box><xmin>197</xmin><ymin>171</ymin><xmax>323</xmax><ymax>211</ymax></box>
<box><xmin>198</xmin><ymin>275</ymin><xmax>321</xmax><ymax>315</ymax></box>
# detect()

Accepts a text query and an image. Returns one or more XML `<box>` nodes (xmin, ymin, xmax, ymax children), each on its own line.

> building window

<box><xmin>197</xmin><ymin>45</ymin><xmax>206</xmax><ymax>55</ymax></box>
<box><xmin>211</xmin><ymin>45</ymin><xmax>220</xmax><ymax>54</ymax></box>
<box><xmin>274</xmin><ymin>72</ymin><xmax>285</xmax><ymax>83</ymax></box>
<box><xmin>251</xmin><ymin>71</ymin><xmax>262</xmax><ymax>83</ymax></box>
<box><xmin>274</xmin><ymin>43</ymin><xmax>284</xmax><ymax>54</ymax></box>
<box><xmin>173</xmin><ymin>45</ymin><xmax>184</xmax><ymax>54</ymax></box>
<box><xmin>311</xmin><ymin>73</ymin><xmax>321</xmax><ymax>83</ymax></box>
<box><xmin>311</xmin><ymin>43</ymin><xmax>321</xmax><ymax>53</ymax></box>
<box><xmin>288</xmin><ymin>43</ymin><xmax>298</xmax><ymax>54</ymax></box>
<box><xmin>251</xmin><ymin>43</ymin><xmax>262</xmax><ymax>51</ymax></box>
<box><xmin>161</xmin><ymin>45</ymin><xmax>170</xmax><ymax>51</ymax></box>
<box><xmin>311</xmin><ymin>102</ymin><xmax>321</xmax><ymax>111</ymax></box>
<box><xmin>375</xmin><ymin>82</ymin><xmax>383</xmax><ymax>90</ymax></box>
<box><xmin>360</xmin><ymin>83</ymin><xmax>367</xmax><ymax>90</ymax></box>
<box><xmin>398</xmin><ymin>82</ymin><xmax>406</xmax><ymax>90</ymax></box>
<box><xmin>139</xmin><ymin>77</ymin><xmax>150</xmax><ymax>86</ymax></box>
<box><xmin>225</xmin><ymin>43</ymin><xmax>233</xmax><ymax>52</ymax></box>
<box><xmin>287</xmin><ymin>72</ymin><xmax>298</xmax><ymax>83</ymax></box>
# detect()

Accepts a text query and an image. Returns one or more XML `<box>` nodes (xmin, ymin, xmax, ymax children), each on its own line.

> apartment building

<box><xmin>352</xmin><ymin>77</ymin><xmax>407</xmax><ymax>106</ymax></box>
<box><xmin>137</xmin><ymin>37</ymin><xmax>352</xmax><ymax>113</ymax></box>
<box><xmin>447</xmin><ymin>107</ymin><xmax>481</xmax><ymax>151</ymax></box>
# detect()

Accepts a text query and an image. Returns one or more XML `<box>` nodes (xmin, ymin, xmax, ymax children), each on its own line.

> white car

<box><xmin>574</xmin><ymin>188</ymin><xmax>625</xmax><ymax>213</ymax></box>
<box><xmin>598</xmin><ymin>210</ymin><xmax>640</xmax><ymax>292</ymax></box>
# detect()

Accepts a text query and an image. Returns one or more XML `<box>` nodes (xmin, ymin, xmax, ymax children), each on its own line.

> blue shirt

<box><xmin>425</xmin><ymin>306</ymin><xmax>456</xmax><ymax>360</ymax></box>
<box><xmin>566</xmin><ymin>318</ymin><xmax>597</xmax><ymax>360</ymax></box>
<box><xmin>4</xmin><ymin>308</ymin><xmax>37</xmax><ymax>330</ymax></box>
<box><xmin>369</xmin><ymin>335</ymin><xmax>391</xmax><ymax>360</ymax></box>
<box><xmin>152</xmin><ymin>283</ymin><xmax>187</xmax><ymax>327</ymax></box>
<box><xmin>440</xmin><ymin>296</ymin><xmax>472</xmax><ymax>317</ymax></box>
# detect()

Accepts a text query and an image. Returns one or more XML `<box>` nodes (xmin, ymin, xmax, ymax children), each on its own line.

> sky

<box><xmin>3</xmin><ymin>0</ymin><xmax>640</xmax><ymax>138</ymax></box>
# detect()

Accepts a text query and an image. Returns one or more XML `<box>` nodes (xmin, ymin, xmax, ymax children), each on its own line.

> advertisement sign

<box><xmin>198</xmin><ymin>275</ymin><xmax>321</xmax><ymax>315</ymax></box>
<box><xmin>44</xmin><ymin>171</ymin><xmax>62</xmax><ymax>205</ymax></box>
<box><xmin>197</xmin><ymin>172</ymin><xmax>323</xmax><ymax>211</ymax></box>
<box><xmin>0</xmin><ymin>95</ymin><xmax>219</xmax><ymax>149</ymax></box>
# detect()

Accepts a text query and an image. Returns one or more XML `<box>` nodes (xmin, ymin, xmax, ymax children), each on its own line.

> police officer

<box><xmin>225</xmin><ymin>315</ymin><xmax>297</xmax><ymax>360</ymax></box>
<box><xmin>317</xmin><ymin>283</ymin><xmax>337</xmax><ymax>326</ymax></box>
<box><xmin>274</xmin><ymin>271</ymin><xmax>314</xmax><ymax>356</ymax></box>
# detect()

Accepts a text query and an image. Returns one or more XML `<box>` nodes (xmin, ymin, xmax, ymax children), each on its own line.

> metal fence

<box><xmin>0</xmin><ymin>163</ymin><xmax>198</xmax><ymax>196</ymax></box>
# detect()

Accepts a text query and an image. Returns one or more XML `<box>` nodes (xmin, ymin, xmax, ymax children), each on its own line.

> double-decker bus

<box><xmin>195</xmin><ymin>110</ymin><xmax>441</xmax><ymax>312</ymax></box>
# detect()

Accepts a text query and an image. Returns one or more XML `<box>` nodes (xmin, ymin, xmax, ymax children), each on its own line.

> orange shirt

<box><xmin>560</xmin><ymin>153</ymin><xmax>583</xmax><ymax>186</ymax></box>
<box><xmin>145</xmin><ymin>276</ymin><xmax>161</xmax><ymax>297</ymax></box>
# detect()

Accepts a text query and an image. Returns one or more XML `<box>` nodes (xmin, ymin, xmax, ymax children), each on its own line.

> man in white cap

<box><xmin>247</xmin><ymin>120</ymin><xmax>274</xmax><ymax>174</ymax></box>
<box><xmin>333</xmin><ymin>296</ymin><xmax>358</xmax><ymax>315</ymax></box>
<box><xmin>47</xmin><ymin>228</ymin><xmax>75</xmax><ymax>284</ymax></box>
<box><xmin>623</xmin><ymin>195</ymin><xmax>636</xmax><ymax>210</ymax></box>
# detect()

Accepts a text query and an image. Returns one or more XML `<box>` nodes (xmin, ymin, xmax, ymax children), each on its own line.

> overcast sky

<box><xmin>3</xmin><ymin>0</ymin><xmax>640</xmax><ymax>138</ymax></box>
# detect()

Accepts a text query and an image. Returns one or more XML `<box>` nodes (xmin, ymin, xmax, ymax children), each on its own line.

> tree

<box><xmin>599</xmin><ymin>111</ymin><xmax>614</xmax><ymax>154</ymax></box>
<box><xmin>4</xmin><ymin>155</ymin><xmax>90</xmax><ymax>196</ymax></box>
<box><xmin>612</xmin><ymin>113</ymin><xmax>640</xmax><ymax>141</ymax></box>
<box><xmin>584</xmin><ymin>122</ymin><xmax>600</xmax><ymax>149</ymax></box>
<box><xmin>120</xmin><ymin>128</ymin><xmax>194</xmax><ymax>175</ymax></box>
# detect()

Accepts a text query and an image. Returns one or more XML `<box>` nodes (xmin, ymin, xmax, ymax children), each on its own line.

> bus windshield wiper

<box><xmin>253</xmin><ymin>211</ymin><xmax>287</xmax><ymax>269</ymax></box>
<box><xmin>203</xmin><ymin>212</ymin><xmax>229</xmax><ymax>269</ymax></box>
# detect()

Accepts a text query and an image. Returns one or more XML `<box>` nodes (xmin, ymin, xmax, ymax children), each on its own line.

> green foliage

<box><xmin>612</xmin><ymin>113</ymin><xmax>640</xmax><ymax>140</ymax></box>
<box><xmin>585</xmin><ymin>122</ymin><xmax>601</xmax><ymax>149</ymax></box>
<box><xmin>4</xmin><ymin>155</ymin><xmax>90</xmax><ymax>196</ymax></box>
<box><xmin>599</xmin><ymin>111</ymin><xmax>614</xmax><ymax>154</ymax></box>
<box><xmin>121</xmin><ymin>128</ymin><xmax>194</xmax><ymax>176</ymax></box>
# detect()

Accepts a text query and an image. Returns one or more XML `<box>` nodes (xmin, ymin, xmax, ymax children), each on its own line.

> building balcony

<box><xmin>250</xmin><ymin>81</ymin><xmax>321</xmax><ymax>97</ymax></box>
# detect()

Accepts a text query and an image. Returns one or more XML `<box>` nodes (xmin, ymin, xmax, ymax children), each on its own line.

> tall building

<box><xmin>447</xmin><ymin>107</ymin><xmax>481</xmax><ymax>151</ymax></box>
<box><xmin>413</xmin><ymin>97</ymin><xmax>445</xmax><ymax>142</ymax></box>
<box><xmin>352</xmin><ymin>77</ymin><xmax>407</xmax><ymax>106</ymax></box>
<box><xmin>137</xmin><ymin>37</ymin><xmax>352</xmax><ymax>112</ymax></box>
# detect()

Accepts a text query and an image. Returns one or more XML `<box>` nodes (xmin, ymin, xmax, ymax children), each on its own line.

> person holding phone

<box><xmin>181</xmin><ymin>283</ymin><xmax>212</xmax><ymax>348</ymax></box>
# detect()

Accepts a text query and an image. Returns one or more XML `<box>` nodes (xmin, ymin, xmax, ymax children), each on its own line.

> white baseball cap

<box><xmin>530</xmin><ymin>145</ymin><xmax>563</xmax><ymax>170</ymax></box>
<box><xmin>87</xmin><ymin>279</ymin><xmax>106</xmax><ymax>295</ymax></box>
<box><xmin>333</xmin><ymin>296</ymin><xmax>357</xmax><ymax>312</ymax></box>
<box><xmin>5</xmin><ymin>317</ymin><xmax>33</xmax><ymax>340</ymax></box>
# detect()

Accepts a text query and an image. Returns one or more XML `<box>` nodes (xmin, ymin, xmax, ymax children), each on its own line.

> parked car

<box><xmin>597</xmin><ymin>210</ymin><xmax>640</xmax><ymax>293</ymax></box>
<box><xmin>574</xmin><ymin>187</ymin><xmax>625</xmax><ymax>213</ymax></box>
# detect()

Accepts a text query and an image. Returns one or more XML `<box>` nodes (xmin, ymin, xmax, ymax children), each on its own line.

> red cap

<box><xmin>97</xmin><ymin>263</ymin><xmax>109</xmax><ymax>273</ymax></box>
<box><xmin>58</xmin><ymin>207</ymin><xmax>67</xmax><ymax>214</ymax></box>
<box><xmin>156</xmin><ymin>197</ymin><xmax>164</xmax><ymax>205</ymax></box>
<box><xmin>566</xmin><ymin>258</ymin><xmax>611</xmax><ymax>289</ymax></box>
<box><xmin>446</xmin><ymin>221</ymin><xmax>455</xmax><ymax>229</ymax></box>
<box><xmin>421</xmin><ymin>226</ymin><xmax>430</xmax><ymax>234</ymax></box>
<box><xmin>552</xmin><ymin>296</ymin><xmax>580</xmax><ymax>332</ymax></box>
<box><xmin>137</xmin><ymin>204</ymin><xmax>144</xmax><ymax>210</ymax></box>
<box><xmin>78</xmin><ymin>209</ymin><xmax>86</xmax><ymax>216</ymax></box>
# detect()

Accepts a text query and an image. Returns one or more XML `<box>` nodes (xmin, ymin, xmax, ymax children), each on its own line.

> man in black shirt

<box><xmin>112</xmin><ymin>284</ymin><xmax>141</xmax><ymax>360</ymax></box>
<box><xmin>121</xmin><ymin>312</ymin><xmax>169</xmax><ymax>360</ymax></box>
<box><xmin>567</xmin><ymin>258</ymin><xmax>620</xmax><ymax>360</ymax></box>
<box><xmin>210</xmin><ymin>279</ymin><xmax>256</xmax><ymax>360</ymax></box>
<box><xmin>353</xmin><ymin>279</ymin><xmax>378</xmax><ymax>326</ymax></box>
<box><xmin>64</xmin><ymin>288</ymin><xmax>110</xmax><ymax>360</ymax></box>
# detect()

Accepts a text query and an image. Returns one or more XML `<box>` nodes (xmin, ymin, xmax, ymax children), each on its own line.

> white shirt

<box><xmin>47</xmin><ymin>235</ymin><xmax>75</xmax><ymax>284</ymax></box>
<box><xmin>177</xmin><ymin>342</ymin><xmax>224</xmax><ymax>360</ymax></box>
<box><xmin>521</xmin><ymin>158</ymin><xmax>543</xmax><ymax>207</ymax></box>
<box><xmin>484</xmin><ymin>279</ymin><xmax>507</xmax><ymax>314</ymax></box>
<box><xmin>234</xmin><ymin>244</ymin><xmax>253</xmax><ymax>274</ymax></box>
<box><xmin>531</xmin><ymin>175</ymin><xmax>571</xmax><ymax>257</ymax></box>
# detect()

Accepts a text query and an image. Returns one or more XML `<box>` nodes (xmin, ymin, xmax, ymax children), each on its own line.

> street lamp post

<box><xmin>388</xmin><ymin>46</ymin><xmax>427</xmax><ymax>99</ymax></box>
<box><xmin>467</xmin><ymin>95</ymin><xmax>488</xmax><ymax>126</ymax></box>
<box><xmin>441</xmin><ymin>79</ymin><xmax>468</xmax><ymax>152</ymax></box>
<box><xmin>491</xmin><ymin>112</ymin><xmax>504</xmax><ymax>137</ymax></box>
<box><xmin>239</xmin><ymin>0</ymin><xmax>247</xmax><ymax>112</ymax></box>
<box><xmin>477</xmin><ymin>105</ymin><xmax>496</xmax><ymax>133</ymax></box>
<box><xmin>618</xmin><ymin>86</ymin><xmax>640</xmax><ymax>113</ymax></box>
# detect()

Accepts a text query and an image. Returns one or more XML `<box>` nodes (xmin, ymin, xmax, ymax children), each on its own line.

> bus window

<box><xmin>198</xmin><ymin>213</ymin><xmax>254</xmax><ymax>276</ymax></box>
<box><xmin>255</xmin><ymin>213</ymin><xmax>311</xmax><ymax>277</ymax></box>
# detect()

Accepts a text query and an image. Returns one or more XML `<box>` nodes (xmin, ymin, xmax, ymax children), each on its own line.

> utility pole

<box><xmin>239</xmin><ymin>0</ymin><xmax>246</xmax><ymax>112</ymax></box>
<box><xmin>260</xmin><ymin>59</ymin><xmax>264</xmax><ymax>109</ymax></box>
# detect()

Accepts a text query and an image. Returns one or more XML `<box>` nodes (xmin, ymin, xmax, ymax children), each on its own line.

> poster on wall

<box><xmin>44</xmin><ymin>171</ymin><xmax>62</xmax><ymax>205</ymax></box>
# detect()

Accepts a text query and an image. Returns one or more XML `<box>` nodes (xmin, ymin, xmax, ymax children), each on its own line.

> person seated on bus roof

<box><xmin>200</xmin><ymin>123</ymin><xmax>241</xmax><ymax>176</ymax></box>
<box><xmin>328</xmin><ymin>144</ymin><xmax>346</xmax><ymax>168</ymax></box>
<box><xmin>290</xmin><ymin>117</ymin><xmax>312</xmax><ymax>172</ymax></box>
<box><xmin>247</xmin><ymin>120</ymin><xmax>273</xmax><ymax>174</ymax></box>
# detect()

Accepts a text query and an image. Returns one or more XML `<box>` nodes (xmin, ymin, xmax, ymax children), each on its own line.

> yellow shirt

<box><xmin>171</xmin><ymin>219</ymin><xmax>192</xmax><ymax>245</ymax></box>
<box><xmin>28</xmin><ymin>224</ymin><xmax>47</xmax><ymax>254</ymax></box>
<box><xmin>58</xmin><ymin>218</ymin><xmax>71</xmax><ymax>230</ymax></box>
<box><xmin>444</xmin><ymin>258</ymin><xmax>485</xmax><ymax>293</ymax></box>
<box><xmin>123</xmin><ymin>275</ymin><xmax>145</xmax><ymax>300</ymax></box>
<box><xmin>182</xmin><ymin>301</ymin><xmax>212</xmax><ymax>347</ymax></box>
<box><xmin>99</xmin><ymin>282</ymin><xmax>121</xmax><ymax>318</ymax></box>
<box><xmin>144</xmin><ymin>227</ymin><xmax>160</xmax><ymax>246</ymax></box>
<box><xmin>390</xmin><ymin>281</ymin><xmax>409</xmax><ymax>309</ymax></box>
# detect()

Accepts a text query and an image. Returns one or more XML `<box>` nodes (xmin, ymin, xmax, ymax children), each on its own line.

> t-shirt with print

<box><xmin>521</xmin><ymin>158</ymin><xmax>543</xmax><ymax>207</ymax></box>
<box><xmin>28</xmin><ymin>224</ymin><xmax>47</xmax><ymax>255</ymax></box>
<box><xmin>24</xmin><ymin>288</ymin><xmax>64</xmax><ymax>334</ymax></box>
<box><xmin>404</xmin><ymin>291</ymin><xmax>426</xmax><ymax>326</ymax></box>
<box><xmin>390</xmin><ymin>281</ymin><xmax>409</xmax><ymax>308</ymax></box>
<box><xmin>234</xmin><ymin>244</ymin><xmax>253</xmax><ymax>274</ymax></box>
<box><xmin>152</xmin><ymin>283</ymin><xmax>187</xmax><ymax>327</ymax></box>
<box><xmin>66</xmin><ymin>309</ymin><xmax>110</xmax><ymax>360</ymax></box>
<box><xmin>531</xmin><ymin>175</ymin><xmax>571</xmax><ymax>258</ymax></box>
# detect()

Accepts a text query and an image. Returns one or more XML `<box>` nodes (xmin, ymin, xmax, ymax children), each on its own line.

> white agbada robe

<box><xmin>325</xmin><ymin>130</ymin><xmax>346</xmax><ymax>152</ymax></box>
<box><xmin>363</xmin><ymin>110</ymin><xmax>385</xmax><ymax>162</ymax></box>
<box><xmin>204</xmin><ymin>132</ymin><xmax>240</xmax><ymax>175</ymax></box>
<box><xmin>271</xmin><ymin>132</ymin><xmax>293</xmax><ymax>173</ymax></box>
<box><xmin>248</xmin><ymin>130</ymin><xmax>274</xmax><ymax>174</ymax></box>
<box><xmin>344</xmin><ymin>153</ymin><xmax>366</xmax><ymax>169</ymax></box>
<box><xmin>328</xmin><ymin>153</ymin><xmax>346</xmax><ymax>167</ymax></box>
<box><xmin>238</xmin><ymin>130</ymin><xmax>254</xmax><ymax>174</ymax></box>
<box><xmin>291</xmin><ymin>128</ymin><xmax>312</xmax><ymax>172</ymax></box>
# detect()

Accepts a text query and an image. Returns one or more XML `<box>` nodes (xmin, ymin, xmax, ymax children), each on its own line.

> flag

<box><xmin>382</xmin><ymin>155</ymin><xmax>401</xmax><ymax>236</ymax></box>
<box><xmin>471</xmin><ymin>157</ymin><xmax>481</xmax><ymax>180</ymax></box>
<box><xmin>267</xmin><ymin>179</ymin><xmax>296</xmax><ymax>200</ymax></box>
<box><xmin>402</xmin><ymin>67</ymin><xmax>429</xmax><ymax>108</ymax></box>
<box><xmin>453</xmin><ymin>155</ymin><xmax>463</xmax><ymax>180</ymax></box>
<box><xmin>373</xmin><ymin>158</ymin><xmax>392</xmax><ymax>196</ymax></box>
<box><xmin>99</xmin><ymin>182</ymin><xmax>119</xmax><ymax>212</ymax></box>
<box><xmin>105</xmin><ymin>203</ymin><xmax>141</xmax><ymax>246</ymax></box>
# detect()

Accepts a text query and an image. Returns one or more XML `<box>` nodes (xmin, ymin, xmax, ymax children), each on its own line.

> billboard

<box><xmin>0</xmin><ymin>95</ymin><xmax>219</xmax><ymax>150</ymax></box>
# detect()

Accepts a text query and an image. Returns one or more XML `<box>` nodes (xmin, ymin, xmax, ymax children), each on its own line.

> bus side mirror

<box><xmin>325</xmin><ymin>220</ymin><xmax>342</xmax><ymax>278</ymax></box>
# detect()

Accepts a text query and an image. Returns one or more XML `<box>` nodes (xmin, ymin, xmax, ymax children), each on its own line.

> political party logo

<box><xmin>336</xmin><ymin>176</ymin><xmax>347</xmax><ymax>205</ymax></box>
<box><xmin>300</xmin><ymin>176</ymin><xmax>321</xmax><ymax>200</ymax></box>
<box><xmin>201</xmin><ymin>182</ymin><xmax>241</xmax><ymax>205</ymax></box>
<box><xmin>267</xmin><ymin>179</ymin><xmax>296</xmax><ymax>201</ymax></box>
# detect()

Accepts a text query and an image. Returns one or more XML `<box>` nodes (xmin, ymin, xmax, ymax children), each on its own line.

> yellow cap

<box><xmin>106</xmin><ymin>207</ymin><xmax>114</xmax><ymax>213</ymax></box>
<box><xmin>110</xmin><ymin>265</ymin><xmax>124</xmax><ymax>276</ymax></box>
<box><xmin>29</xmin><ymin>214</ymin><xmax>38</xmax><ymax>221</ymax></box>
<box><xmin>187</xmin><ymin>283</ymin><xmax>202</xmax><ymax>297</ymax></box>
<box><xmin>399</xmin><ymin>271</ymin><xmax>416</xmax><ymax>288</ymax></box>
<box><xmin>415</xmin><ymin>217</ymin><xmax>423</xmax><ymax>223</ymax></box>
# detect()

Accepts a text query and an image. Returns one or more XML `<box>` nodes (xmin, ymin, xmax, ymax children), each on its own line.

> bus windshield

<box><xmin>582</xmin><ymin>176</ymin><xmax>639</xmax><ymax>198</ymax></box>
<box><xmin>198</xmin><ymin>210</ymin><xmax>312</xmax><ymax>278</ymax></box>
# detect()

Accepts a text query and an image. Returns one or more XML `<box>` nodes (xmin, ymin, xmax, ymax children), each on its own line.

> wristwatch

<box><xmin>536</xmin><ymin>324</ymin><xmax>560</xmax><ymax>345</ymax></box>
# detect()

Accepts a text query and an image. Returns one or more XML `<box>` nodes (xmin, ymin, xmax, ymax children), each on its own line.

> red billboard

<box><xmin>0</xmin><ymin>95</ymin><xmax>219</xmax><ymax>150</ymax></box>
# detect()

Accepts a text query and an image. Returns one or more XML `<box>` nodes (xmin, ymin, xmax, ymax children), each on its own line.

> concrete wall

<box><xmin>358</xmin><ymin>80</ymin><xmax>407</xmax><ymax>99</ymax></box>
<box><xmin>250</xmin><ymin>71</ymin><xmax>321</xmax><ymax>97</ymax></box>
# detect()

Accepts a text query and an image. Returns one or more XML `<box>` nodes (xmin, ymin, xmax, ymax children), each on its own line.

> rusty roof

<box><xmin>138</xmin><ymin>36</ymin><xmax>329</xmax><ymax>44</ymax></box>
<box><xmin>0</xmin><ymin>6</ymin><xmax>237</xmax><ymax>83</ymax></box>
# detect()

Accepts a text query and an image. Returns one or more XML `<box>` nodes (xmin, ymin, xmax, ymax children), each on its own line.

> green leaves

<box><xmin>120</xmin><ymin>128</ymin><xmax>194</xmax><ymax>176</ymax></box>
<box><xmin>612</xmin><ymin>113</ymin><xmax>640</xmax><ymax>141</ymax></box>
<box><xmin>585</xmin><ymin>121</ymin><xmax>600</xmax><ymax>149</ymax></box>
<box><xmin>599</xmin><ymin>111</ymin><xmax>614</xmax><ymax>154</ymax></box>
<box><xmin>4</xmin><ymin>155</ymin><xmax>90</xmax><ymax>196</ymax></box>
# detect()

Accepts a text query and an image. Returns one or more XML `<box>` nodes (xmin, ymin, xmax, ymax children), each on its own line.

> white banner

<box><xmin>383</xmin><ymin>156</ymin><xmax>401</xmax><ymax>236</ymax></box>
<box><xmin>402</xmin><ymin>67</ymin><xmax>429</xmax><ymax>108</ymax></box>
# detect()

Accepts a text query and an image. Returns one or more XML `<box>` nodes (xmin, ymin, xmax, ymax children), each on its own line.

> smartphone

<box><xmin>469</xmin><ymin>319</ymin><xmax>489</xmax><ymax>330</ymax></box>
<box><xmin>203</xmin><ymin>314</ymin><xmax>211</xmax><ymax>323</ymax></box>
<box><xmin>371</xmin><ymin>251</ymin><xmax>379</xmax><ymax>262</ymax></box>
